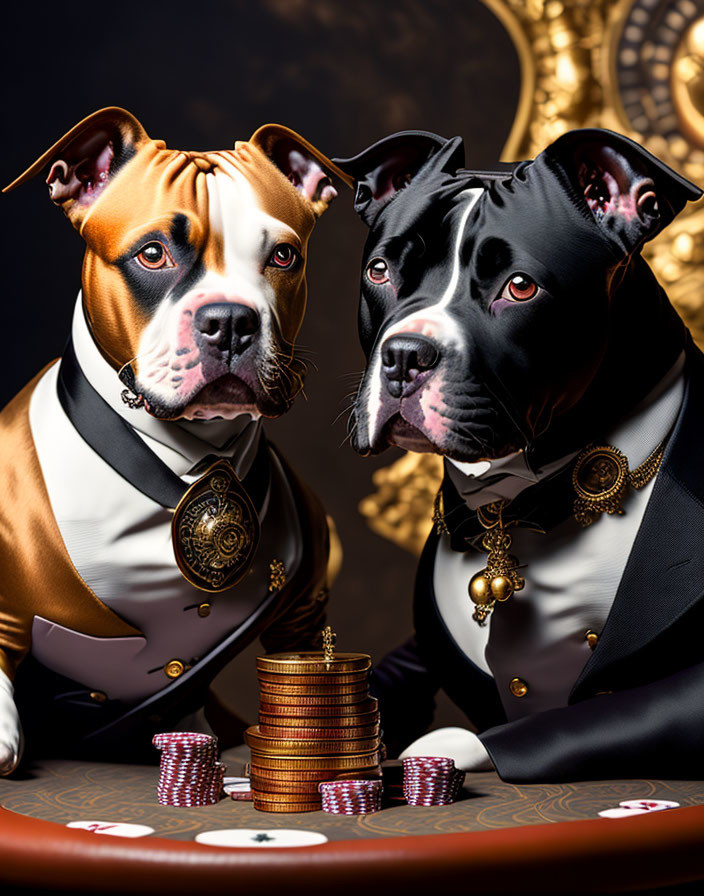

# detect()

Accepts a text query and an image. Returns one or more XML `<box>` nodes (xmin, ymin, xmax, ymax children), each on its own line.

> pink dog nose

<box><xmin>194</xmin><ymin>302</ymin><xmax>260</xmax><ymax>357</ymax></box>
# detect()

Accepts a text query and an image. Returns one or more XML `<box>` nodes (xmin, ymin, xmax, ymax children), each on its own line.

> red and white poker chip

<box><xmin>224</xmin><ymin>777</ymin><xmax>253</xmax><ymax>801</ymax></box>
<box><xmin>319</xmin><ymin>780</ymin><xmax>382</xmax><ymax>815</ymax></box>
<box><xmin>402</xmin><ymin>757</ymin><xmax>464</xmax><ymax>807</ymax></box>
<box><xmin>153</xmin><ymin>731</ymin><xmax>222</xmax><ymax>807</ymax></box>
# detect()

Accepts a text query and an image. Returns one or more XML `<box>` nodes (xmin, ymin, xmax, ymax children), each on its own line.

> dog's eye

<box><xmin>268</xmin><ymin>244</ymin><xmax>300</xmax><ymax>270</ymax></box>
<box><xmin>502</xmin><ymin>273</ymin><xmax>538</xmax><ymax>302</ymax></box>
<box><xmin>367</xmin><ymin>258</ymin><xmax>389</xmax><ymax>285</ymax></box>
<box><xmin>135</xmin><ymin>241</ymin><xmax>176</xmax><ymax>271</ymax></box>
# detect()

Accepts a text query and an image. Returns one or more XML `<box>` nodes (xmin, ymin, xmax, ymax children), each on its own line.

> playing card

<box><xmin>619</xmin><ymin>799</ymin><xmax>680</xmax><ymax>811</ymax></box>
<box><xmin>66</xmin><ymin>820</ymin><xmax>154</xmax><ymax>838</ymax></box>
<box><xmin>195</xmin><ymin>828</ymin><xmax>329</xmax><ymax>848</ymax></box>
<box><xmin>598</xmin><ymin>807</ymin><xmax>650</xmax><ymax>819</ymax></box>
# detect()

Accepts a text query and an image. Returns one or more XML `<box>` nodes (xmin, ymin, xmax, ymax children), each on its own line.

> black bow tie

<box><xmin>441</xmin><ymin>459</ymin><xmax>577</xmax><ymax>553</ymax></box>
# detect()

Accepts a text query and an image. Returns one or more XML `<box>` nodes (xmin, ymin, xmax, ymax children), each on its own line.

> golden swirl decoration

<box><xmin>360</xmin><ymin>0</ymin><xmax>704</xmax><ymax>555</ymax></box>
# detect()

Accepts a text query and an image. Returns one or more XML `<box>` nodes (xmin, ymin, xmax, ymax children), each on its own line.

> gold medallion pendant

<box><xmin>572</xmin><ymin>440</ymin><xmax>666</xmax><ymax>527</ymax></box>
<box><xmin>572</xmin><ymin>446</ymin><xmax>629</xmax><ymax>527</ymax></box>
<box><xmin>468</xmin><ymin>501</ymin><xmax>525</xmax><ymax>626</ymax></box>
<box><xmin>172</xmin><ymin>459</ymin><xmax>260</xmax><ymax>592</ymax></box>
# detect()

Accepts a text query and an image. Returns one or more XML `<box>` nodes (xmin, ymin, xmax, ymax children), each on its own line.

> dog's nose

<box><xmin>194</xmin><ymin>302</ymin><xmax>260</xmax><ymax>357</ymax></box>
<box><xmin>381</xmin><ymin>335</ymin><xmax>440</xmax><ymax>398</ymax></box>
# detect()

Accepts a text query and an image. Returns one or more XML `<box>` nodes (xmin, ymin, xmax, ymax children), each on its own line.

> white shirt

<box><xmin>433</xmin><ymin>354</ymin><xmax>685</xmax><ymax>720</ymax></box>
<box><xmin>27</xmin><ymin>296</ymin><xmax>301</xmax><ymax>702</ymax></box>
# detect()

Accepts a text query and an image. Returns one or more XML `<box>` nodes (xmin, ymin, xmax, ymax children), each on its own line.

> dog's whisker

<box><xmin>331</xmin><ymin>403</ymin><xmax>356</xmax><ymax>427</ymax></box>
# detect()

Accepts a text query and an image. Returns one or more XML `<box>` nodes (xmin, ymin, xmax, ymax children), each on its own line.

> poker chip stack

<box><xmin>402</xmin><ymin>756</ymin><xmax>465</xmax><ymax>806</ymax></box>
<box><xmin>245</xmin><ymin>649</ymin><xmax>383</xmax><ymax>813</ymax></box>
<box><xmin>319</xmin><ymin>779</ymin><xmax>383</xmax><ymax>815</ymax></box>
<box><xmin>153</xmin><ymin>732</ymin><xmax>224</xmax><ymax>807</ymax></box>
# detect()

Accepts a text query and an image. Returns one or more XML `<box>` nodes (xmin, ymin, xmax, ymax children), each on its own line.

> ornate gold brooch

<box><xmin>572</xmin><ymin>439</ymin><xmax>666</xmax><ymax>527</ymax></box>
<box><xmin>172</xmin><ymin>459</ymin><xmax>260</xmax><ymax>592</ymax></box>
<box><xmin>468</xmin><ymin>501</ymin><xmax>525</xmax><ymax>626</ymax></box>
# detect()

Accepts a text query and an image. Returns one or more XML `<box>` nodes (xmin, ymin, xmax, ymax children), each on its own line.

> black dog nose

<box><xmin>194</xmin><ymin>302</ymin><xmax>260</xmax><ymax>356</ymax></box>
<box><xmin>381</xmin><ymin>334</ymin><xmax>440</xmax><ymax>398</ymax></box>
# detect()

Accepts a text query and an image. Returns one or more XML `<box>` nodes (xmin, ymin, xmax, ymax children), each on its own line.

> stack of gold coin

<box><xmin>245</xmin><ymin>649</ymin><xmax>382</xmax><ymax>813</ymax></box>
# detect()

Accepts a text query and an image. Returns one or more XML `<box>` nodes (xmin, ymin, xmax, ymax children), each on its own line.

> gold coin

<box><xmin>259</xmin><ymin>697</ymin><xmax>378</xmax><ymax>717</ymax></box>
<box><xmin>259</xmin><ymin>688</ymin><xmax>369</xmax><ymax>708</ymax></box>
<box><xmin>258</xmin><ymin>681</ymin><xmax>369</xmax><ymax>697</ymax></box>
<box><xmin>249</xmin><ymin>750</ymin><xmax>382</xmax><ymax>771</ymax></box>
<box><xmin>257</xmin><ymin>670</ymin><xmax>370</xmax><ymax>686</ymax></box>
<box><xmin>257</xmin><ymin>652</ymin><xmax>371</xmax><ymax>675</ymax></box>
<box><xmin>250</xmin><ymin>776</ymin><xmax>324</xmax><ymax>795</ymax></box>
<box><xmin>245</xmin><ymin>726</ymin><xmax>380</xmax><ymax>756</ymax></box>
<box><xmin>249</xmin><ymin>764</ymin><xmax>381</xmax><ymax>783</ymax></box>
<box><xmin>258</xmin><ymin>723</ymin><xmax>380</xmax><ymax>740</ymax></box>
<box><xmin>334</xmin><ymin>770</ymin><xmax>383</xmax><ymax>781</ymax></box>
<box><xmin>252</xmin><ymin>797</ymin><xmax>321</xmax><ymax>813</ymax></box>
<box><xmin>259</xmin><ymin>709</ymin><xmax>379</xmax><ymax>728</ymax></box>
<box><xmin>248</xmin><ymin>787</ymin><xmax>321</xmax><ymax>804</ymax></box>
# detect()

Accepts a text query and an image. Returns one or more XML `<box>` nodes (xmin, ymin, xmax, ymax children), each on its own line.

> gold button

<box><xmin>164</xmin><ymin>660</ymin><xmax>185</xmax><ymax>679</ymax></box>
<box><xmin>197</xmin><ymin>602</ymin><xmax>211</xmax><ymax>618</ymax></box>
<box><xmin>585</xmin><ymin>630</ymin><xmax>599</xmax><ymax>650</ymax></box>
<box><xmin>89</xmin><ymin>691</ymin><xmax>107</xmax><ymax>703</ymax></box>
<box><xmin>509</xmin><ymin>677</ymin><xmax>528</xmax><ymax>698</ymax></box>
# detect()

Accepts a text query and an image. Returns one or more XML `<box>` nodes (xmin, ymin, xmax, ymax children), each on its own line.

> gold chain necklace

<box><xmin>462</xmin><ymin>436</ymin><xmax>667</xmax><ymax>627</ymax></box>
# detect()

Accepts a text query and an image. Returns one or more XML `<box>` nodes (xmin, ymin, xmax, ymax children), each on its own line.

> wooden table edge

<box><xmin>1</xmin><ymin>803</ymin><xmax>703</xmax><ymax>895</ymax></box>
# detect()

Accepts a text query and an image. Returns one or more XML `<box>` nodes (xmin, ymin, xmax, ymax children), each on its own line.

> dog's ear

<box><xmin>546</xmin><ymin>128</ymin><xmax>702</xmax><ymax>254</ymax></box>
<box><xmin>248</xmin><ymin>124</ymin><xmax>353</xmax><ymax>218</ymax></box>
<box><xmin>333</xmin><ymin>131</ymin><xmax>460</xmax><ymax>227</ymax></box>
<box><xmin>3</xmin><ymin>107</ymin><xmax>150</xmax><ymax>231</ymax></box>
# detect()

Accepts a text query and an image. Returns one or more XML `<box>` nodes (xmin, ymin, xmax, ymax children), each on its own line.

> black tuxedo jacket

<box><xmin>371</xmin><ymin>342</ymin><xmax>704</xmax><ymax>782</ymax></box>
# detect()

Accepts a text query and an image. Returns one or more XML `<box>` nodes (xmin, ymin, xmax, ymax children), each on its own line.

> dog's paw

<box><xmin>0</xmin><ymin>741</ymin><xmax>20</xmax><ymax>776</ymax></box>
<box><xmin>399</xmin><ymin>726</ymin><xmax>494</xmax><ymax>772</ymax></box>
<box><xmin>0</xmin><ymin>670</ymin><xmax>23</xmax><ymax>775</ymax></box>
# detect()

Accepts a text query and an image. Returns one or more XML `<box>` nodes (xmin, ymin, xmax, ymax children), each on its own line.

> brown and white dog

<box><xmin>0</xmin><ymin>108</ymin><xmax>351</xmax><ymax>772</ymax></box>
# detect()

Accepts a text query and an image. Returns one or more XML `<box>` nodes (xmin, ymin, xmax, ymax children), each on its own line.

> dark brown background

<box><xmin>0</xmin><ymin>0</ymin><xmax>519</xmax><ymax>726</ymax></box>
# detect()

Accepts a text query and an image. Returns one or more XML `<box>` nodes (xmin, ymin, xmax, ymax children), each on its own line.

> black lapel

<box><xmin>571</xmin><ymin>340</ymin><xmax>704</xmax><ymax>701</ymax></box>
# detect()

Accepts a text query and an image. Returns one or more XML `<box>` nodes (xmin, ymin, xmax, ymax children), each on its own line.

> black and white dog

<box><xmin>335</xmin><ymin>130</ymin><xmax>704</xmax><ymax>781</ymax></box>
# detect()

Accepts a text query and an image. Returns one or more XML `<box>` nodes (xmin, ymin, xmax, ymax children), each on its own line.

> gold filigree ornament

<box><xmin>172</xmin><ymin>459</ymin><xmax>260</xmax><ymax>593</ymax></box>
<box><xmin>468</xmin><ymin>501</ymin><xmax>526</xmax><ymax>626</ymax></box>
<box><xmin>433</xmin><ymin>488</ymin><xmax>450</xmax><ymax>536</ymax></box>
<box><xmin>572</xmin><ymin>439</ymin><xmax>666</xmax><ymax>528</ymax></box>
<box><xmin>322</xmin><ymin>625</ymin><xmax>337</xmax><ymax>663</ymax></box>
<box><xmin>268</xmin><ymin>559</ymin><xmax>287</xmax><ymax>593</ymax></box>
